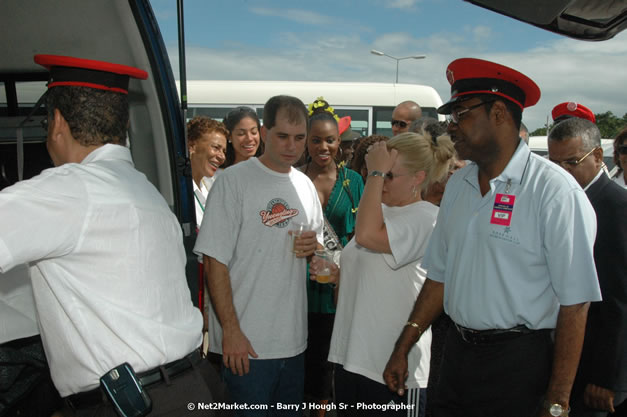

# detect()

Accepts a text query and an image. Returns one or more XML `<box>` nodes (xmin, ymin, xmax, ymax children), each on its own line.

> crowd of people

<box><xmin>1</xmin><ymin>53</ymin><xmax>626</xmax><ymax>417</ymax></box>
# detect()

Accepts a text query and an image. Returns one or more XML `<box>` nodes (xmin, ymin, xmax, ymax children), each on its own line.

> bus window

<box><xmin>373</xmin><ymin>107</ymin><xmax>393</xmax><ymax>136</ymax></box>
<box><xmin>188</xmin><ymin>107</ymin><xmax>232</xmax><ymax>121</ymax></box>
<box><xmin>334</xmin><ymin>108</ymin><xmax>369</xmax><ymax>136</ymax></box>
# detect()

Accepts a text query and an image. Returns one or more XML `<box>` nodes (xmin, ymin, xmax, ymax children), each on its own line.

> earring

<box><xmin>412</xmin><ymin>186</ymin><xmax>418</xmax><ymax>198</ymax></box>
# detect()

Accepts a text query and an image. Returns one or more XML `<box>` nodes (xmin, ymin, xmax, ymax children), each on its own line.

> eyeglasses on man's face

<box><xmin>550</xmin><ymin>146</ymin><xmax>599</xmax><ymax>168</ymax></box>
<box><xmin>391</xmin><ymin>119</ymin><xmax>409</xmax><ymax>129</ymax></box>
<box><xmin>450</xmin><ymin>99</ymin><xmax>495</xmax><ymax>124</ymax></box>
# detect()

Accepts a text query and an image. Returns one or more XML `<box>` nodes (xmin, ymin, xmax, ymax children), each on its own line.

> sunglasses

<box><xmin>391</xmin><ymin>119</ymin><xmax>409</xmax><ymax>129</ymax></box>
<box><xmin>385</xmin><ymin>171</ymin><xmax>412</xmax><ymax>181</ymax></box>
<box><xmin>619</xmin><ymin>145</ymin><xmax>627</xmax><ymax>155</ymax></box>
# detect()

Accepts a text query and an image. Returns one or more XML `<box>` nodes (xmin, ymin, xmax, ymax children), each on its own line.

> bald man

<box><xmin>391</xmin><ymin>100</ymin><xmax>422</xmax><ymax>136</ymax></box>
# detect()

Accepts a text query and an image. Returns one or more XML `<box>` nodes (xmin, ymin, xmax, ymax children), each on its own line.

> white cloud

<box><xmin>250</xmin><ymin>7</ymin><xmax>332</xmax><ymax>26</ymax></box>
<box><xmin>171</xmin><ymin>28</ymin><xmax>627</xmax><ymax>132</ymax></box>
<box><xmin>385</xmin><ymin>0</ymin><xmax>421</xmax><ymax>10</ymax></box>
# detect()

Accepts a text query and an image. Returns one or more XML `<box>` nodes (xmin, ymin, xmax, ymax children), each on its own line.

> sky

<box><xmin>149</xmin><ymin>0</ymin><xmax>627</xmax><ymax>133</ymax></box>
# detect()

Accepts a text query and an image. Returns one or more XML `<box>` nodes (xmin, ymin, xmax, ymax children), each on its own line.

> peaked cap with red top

<box><xmin>34</xmin><ymin>54</ymin><xmax>148</xmax><ymax>94</ymax></box>
<box><xmin>437</xmin><ymin>58</ymin><xmax>540</xmax><ymax>114</ymax></box>
<box><xmin>551</xmin><ymin>102</ymin><xmax>596</xmax><ymax>123</ymax></box>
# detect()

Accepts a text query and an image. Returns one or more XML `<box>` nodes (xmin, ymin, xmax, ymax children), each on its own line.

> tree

<box><xmin>531</xmin><ymin>112</ymin><xmax>627</xmax><ymax>138</ymax></box>
<box><xmin>531</xmin><ymin>127</ymin><xmax>548</xmax><ymax>136</ymax></box>
<box><xmin>595</xmin><ymin>111</ymin><xmax>627</xmax><ymax>138</ymax></box>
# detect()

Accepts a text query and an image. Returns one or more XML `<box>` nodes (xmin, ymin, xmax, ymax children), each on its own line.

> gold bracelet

<box><xmin>405</xmin><ymin>321</ymin><xmax>423</xmax><ymax>332</ymax></box>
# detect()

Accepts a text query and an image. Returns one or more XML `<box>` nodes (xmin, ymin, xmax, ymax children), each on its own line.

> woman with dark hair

<box><xmin>351</xmin><ymin>135</ymin><xmax>389</xmax><ymax>182</ymax></box>
<box><xmin>187</xmin><ymin>116</ymin><xmax>228</xmax><ymax>225</ymax></box>
<box><xmin>613</xmin><ymin>127</ymin><xmax>627</xmax><ymax>188</ymax></box>
<box><xmin>222</xmin><ymin>106</ymin><xmax>262</xmax><ymax>168</ymax></box>
<box><xmin>297</xmin><ymin>97</ymin><xmax>364</xmax><ymax>415</ymax></box>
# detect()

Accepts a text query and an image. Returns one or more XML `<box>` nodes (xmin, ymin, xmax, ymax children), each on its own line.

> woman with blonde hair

<box><xmin>320</xmin><ymin>131</ymin><xmax>455</xmax><ymax>416</ymax></box>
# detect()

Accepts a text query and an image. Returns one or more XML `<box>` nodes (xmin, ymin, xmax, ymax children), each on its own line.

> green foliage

<box><xmin>531</xmin><ymin>111</ymin><xmax>627</xmax><ymax>138</ymax></box>
<box><xmin>531</xmin><ymin>127</ymin><xmax>548</xmax><ymax>136</ymax></box>
<box><xmin>595</xmin><ymin>111</ymin><xmax>627</xmax><ymax>138</ymax></box>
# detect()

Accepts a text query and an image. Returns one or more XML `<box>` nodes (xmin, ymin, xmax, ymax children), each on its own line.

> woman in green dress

<box><xmin>298</xmin><ymin>98</ymin><xmax>364</xmax><ymax>414</ymax></box>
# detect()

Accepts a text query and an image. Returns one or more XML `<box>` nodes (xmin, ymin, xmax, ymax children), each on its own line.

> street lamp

<box><xmin>370</xmin><ymin>49</ymin><xmax>426</xmax><ymax>83</ymax></box>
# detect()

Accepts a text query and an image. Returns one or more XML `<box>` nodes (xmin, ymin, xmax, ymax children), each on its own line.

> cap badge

<box><xmin>567</xmin><ymin>102</ymin><xmax>578</xmax><ymax>111</ymax></box>
<box><xmin>446</xmin><ymin>69</ymin><xmax>455</xmax><ymax>84</ymax></box>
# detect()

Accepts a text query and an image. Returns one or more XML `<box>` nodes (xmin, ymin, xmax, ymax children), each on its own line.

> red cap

<box><xmin>551</xmin><ymin>102</ymin><xmax>596</xmax><ymax>123</ymax></box>
<box><xmin>34</xmin><ymin>54</ymin><xmax>148</xmax><ymax>94</ymax></box>
<box><xmin>438</xmin><ymin>58</ymin><xmax>540</xmax><ymax>114</ymax></box>
<box><xmin>338</xmin><ymin>116</ymin><xmax>352</xmax><ymax>135</ymax></box>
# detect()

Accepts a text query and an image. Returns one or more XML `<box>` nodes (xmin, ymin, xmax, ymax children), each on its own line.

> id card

<box><xmin>490</xmin><ymin>193</ymin><xmax>515</xmax><ymax>226</ymax></box>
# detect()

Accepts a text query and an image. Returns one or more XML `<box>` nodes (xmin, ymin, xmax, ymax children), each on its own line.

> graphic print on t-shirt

<box><xmin>259</xmin><ymin>198</ymin><xmax>299</xmax><ymax>228</ymax></box>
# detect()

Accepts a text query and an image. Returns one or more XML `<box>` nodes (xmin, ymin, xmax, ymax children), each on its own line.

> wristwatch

<box><xmin>368</xmin><ymin>170</ymin><xmax>386</xmax><ymax>178</ymax></box>
<box><xmin>545</xmin><ymin>402</ymin><xmax>569</xmax><ymax>417</ymax></box>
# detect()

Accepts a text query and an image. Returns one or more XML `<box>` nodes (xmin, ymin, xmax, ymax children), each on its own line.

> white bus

<box><xmin>179</xmin><ymin>80</ymin><xmax>445</xmax><ymax>137</ymax></box>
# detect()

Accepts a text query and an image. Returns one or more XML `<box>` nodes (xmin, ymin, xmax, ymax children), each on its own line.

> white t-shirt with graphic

<box><xmin>329</xmin><ymin>201</ymin><xmax>437</xmax><ymax>388</ymax></box>
<box><xmin>194</xmin><ymin>158</ymin><xmax>324</xmax><ymax>359</ymax></box>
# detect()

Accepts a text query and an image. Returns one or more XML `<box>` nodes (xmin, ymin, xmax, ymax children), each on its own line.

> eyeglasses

<box><xmin>391</xmin><ymin>119</ymin><xmax>409</xmax><ymax>129</ymax></box>
<box><xmin>550</xmin><ymin>147</ymin><xmax>599</xmax><ymax>168</ymax></box>
<box><xmin>40</xmin><ymin>116</ymin><xmax>49</xmax><ymax>131</ymax></box>
<box><xmin>618</xmin><ymin>145</ymin><xmax>627</xmax><ymax>155</ymax></box>
<box><xmin>450</xmin><ymin>100</ymin><xmax>495</xmax><ymax>124</ymax></box>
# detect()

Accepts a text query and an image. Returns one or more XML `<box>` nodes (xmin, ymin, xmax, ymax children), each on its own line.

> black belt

<box><xmin>454</xmin><ymin>323</ymin><xmax>540</xmax><ymax>345</ymax></box>
<box><xmin>65</xmin><ymin>350</ymin><xmax>201</xmax><ymax>410</ymax></box>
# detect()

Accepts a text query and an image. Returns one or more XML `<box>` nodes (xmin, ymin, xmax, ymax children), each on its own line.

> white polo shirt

<box><xmin>0</xmin><ymin>144</ymin><xmax>202</xmax><ymax>396</ymax></box>
<box><xmin>423</xmin><ymin>140</ymin><xmax>602</xmax><ymax>330</ymax></box>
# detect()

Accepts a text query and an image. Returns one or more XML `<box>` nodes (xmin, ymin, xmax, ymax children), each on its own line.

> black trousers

<box><xmin>433</xmin><ymin>326</ymin><xmax>552</xmax><ymax>417</ymax></box>
<box><xmin>68</xmin><ymin>359</ymin><xmax>223</xmax><ymax>417</ymax></box>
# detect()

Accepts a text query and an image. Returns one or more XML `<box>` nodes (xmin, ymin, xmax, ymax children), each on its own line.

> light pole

<box><xmin>370</xmin><ymin>49</ymin><xmax>426</xmax><ymax>83</ymax></box>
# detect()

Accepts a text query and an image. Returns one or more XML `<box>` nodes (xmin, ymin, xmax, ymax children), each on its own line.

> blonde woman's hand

<box><xmin>365</xmin><ymin>141</ymin><xmax>398</xmax><ymax>175</ymax></box>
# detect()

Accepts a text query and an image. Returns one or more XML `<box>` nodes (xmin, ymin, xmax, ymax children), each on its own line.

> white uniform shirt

<box><xmin>0</xmin><ymin>144</ymin><xmax>202</xmax><ymax>396</ymax></box>
<box><xmin>194</xmin><ymin>158</ymin><xmax>323</xmax><ymax>359</ymax></box>
<box><xmin>329</xmin><ymin>201</ymin><xmax>437</xmax><ymax>388</ymax></box>
<box><xmin>423</xmin><ymin>140</ymin><xmax>602</xmax><ymax>330</ymax></box>
<box><xmin>0</xmin><ymin>264</ymin><xmax>39</xmax><ymax>344</ymax></box>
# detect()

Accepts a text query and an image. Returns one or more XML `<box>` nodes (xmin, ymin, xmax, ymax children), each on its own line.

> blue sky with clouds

<box><xmin>149</xmin><ymin>0</ymin><xmax>627</xmax><ymax>132</ymax></box>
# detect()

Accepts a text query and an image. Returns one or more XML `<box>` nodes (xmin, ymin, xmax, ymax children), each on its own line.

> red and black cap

<box><xmin>552</xmin><ymin>102</ymin><xmax>596</xmax><ymax>123</ymax></box>
<box><xmin>437</xmin><ymin>58</ymin><xmax>540</xmax><ymax>114</ymax></box>
<box><xmin>34</xmin><ymin>54</ymin><xmax>148</xmax><ymax>94</ymax></box>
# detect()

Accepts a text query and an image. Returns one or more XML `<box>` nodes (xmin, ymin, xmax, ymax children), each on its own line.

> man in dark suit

<box><xmin>548</xmin><ymin>117</ymin><xmax>627</xmax><ymax>416</ymax></box>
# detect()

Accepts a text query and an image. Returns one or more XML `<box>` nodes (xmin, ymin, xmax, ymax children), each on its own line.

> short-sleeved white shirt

<box><xmin>194</xmin><ymin>158</ymin><xmax>324</xmax><ymax>359</ymax></box>
<box><xmin>423</xmin><ymin>141</ymin><xmax>601</xmax><ymax>330</ymax></box>
<box><xmin>328</xmin><ymin>201</ymin><xmax>438</xmax><ymax>388</ymax></box>
<box><xmin>0</xmin><ymin>144</ymin><xmax>203</xmax><ymax>396</ymax></box>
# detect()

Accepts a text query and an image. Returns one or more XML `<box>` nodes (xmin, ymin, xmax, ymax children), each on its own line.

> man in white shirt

<box><xmin>195</xmin><ymin>95</ymin><xmax>324</xmax><ymax>414</ymax></box>
<box><xmin>0</xmin><ymin>55</ymin><xmax>216</xmax><ymax>416</ymax></box>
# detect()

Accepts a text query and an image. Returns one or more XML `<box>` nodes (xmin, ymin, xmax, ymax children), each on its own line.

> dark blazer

<box><xmin>575</xmin><ymin>172</ymin><xmax>627</xmax><ymax>393</ymax></box>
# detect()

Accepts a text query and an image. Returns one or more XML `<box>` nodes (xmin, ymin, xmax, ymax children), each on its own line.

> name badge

<box><xmin>491</xmin><ymin>193</ymin><xmax>515</xmax><ymax>226</ymax></box>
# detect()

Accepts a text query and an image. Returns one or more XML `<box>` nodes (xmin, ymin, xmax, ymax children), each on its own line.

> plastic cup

<box><xmin>290</xmin><ymin>221</ymin><xmax>309</xmax><ymax>254</ymax></box>
<box><xmin>314</xmin><ymin>249</ymin><xmax>333</xmax><ymax>283</ymax></box>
